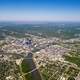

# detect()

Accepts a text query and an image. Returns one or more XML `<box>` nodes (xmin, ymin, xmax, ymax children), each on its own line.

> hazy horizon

<box><xmin>0</xmin><ymin>0</ymin><xmax>80</xmax><ymax>22</ymax></box>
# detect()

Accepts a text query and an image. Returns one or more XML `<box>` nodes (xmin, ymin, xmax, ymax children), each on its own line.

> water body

<box><xmin>0</xmin><ymin>50</ymin><xmax>42</xmax><ymax>80</ymax></box>
<box><xmin>25</xmin><ymin>53</ymin><xmax>42</xmax><ymax>80</ymax></box>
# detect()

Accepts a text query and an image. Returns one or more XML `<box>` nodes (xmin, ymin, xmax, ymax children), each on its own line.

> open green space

<box><xmin>64</xmin><ymin>55</ymin><xmax>80</xmax><ymax>67</ymax></box>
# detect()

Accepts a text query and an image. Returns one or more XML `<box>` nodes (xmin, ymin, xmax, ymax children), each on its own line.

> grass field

<box><xmin>64</xmin><ymin>55</ymin><xmax>80</xmax><ymax>67</ymax></box>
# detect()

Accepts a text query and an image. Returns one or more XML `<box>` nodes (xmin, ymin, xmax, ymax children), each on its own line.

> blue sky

<box><xmin>0</xmin><ymin>0</ymin><xmax>80</xmax><ymax>22</ymax></box>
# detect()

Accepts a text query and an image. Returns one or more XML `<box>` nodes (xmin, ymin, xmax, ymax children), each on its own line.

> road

<box><xmin>0</xmin><ymin>50</ymin><xmax>42</xmax><ymax>80</ymax></box>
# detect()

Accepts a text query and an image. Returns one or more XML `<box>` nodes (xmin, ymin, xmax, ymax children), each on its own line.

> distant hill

<box><xmin>0</xmin><ymin>22</ymin><xmax>80</xmax><ymax>39</ymax></box>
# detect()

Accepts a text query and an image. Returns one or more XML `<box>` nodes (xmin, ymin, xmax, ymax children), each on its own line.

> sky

<box><xmin>0</xmin><ymin>0</ymin><xmax>80</xmax><ymax>22</ymax></box>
